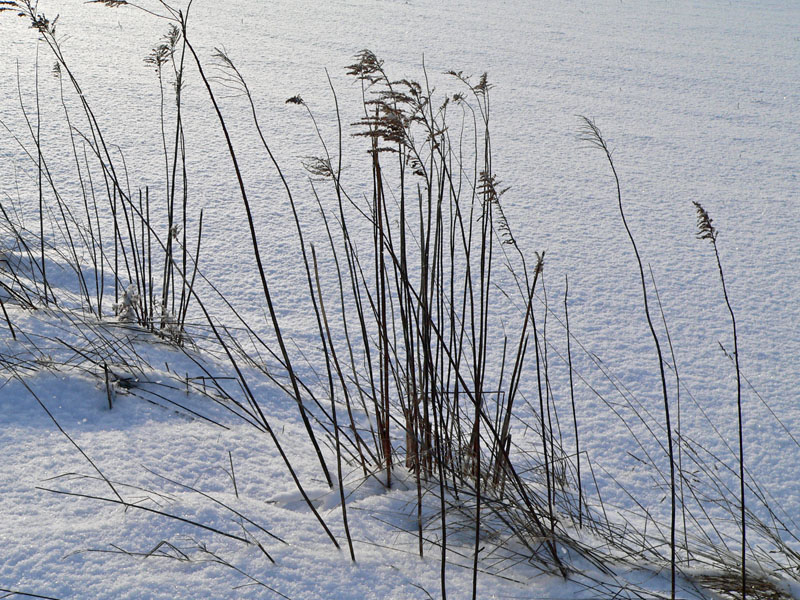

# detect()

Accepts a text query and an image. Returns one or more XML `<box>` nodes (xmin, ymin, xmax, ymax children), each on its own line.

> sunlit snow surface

<box><xmin>1</xmin><ymin>0</ymin><xmax>798</xmax><ymax>598</ymax></box>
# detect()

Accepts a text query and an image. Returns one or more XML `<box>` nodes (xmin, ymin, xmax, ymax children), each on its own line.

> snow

<box><xmin>1</xmin><ymin>0</ymin><xmax>799</xmax><ymax>598</ymax></box>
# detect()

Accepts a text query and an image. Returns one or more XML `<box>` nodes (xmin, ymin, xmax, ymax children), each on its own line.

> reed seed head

<box><xmin>693</xmin><ymin>201</ymin><xmax>717</xmax><ymax>243</ymax></box>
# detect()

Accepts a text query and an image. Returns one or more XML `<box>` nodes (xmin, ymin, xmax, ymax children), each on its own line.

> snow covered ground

<box><xmin>1</xmin><ymin>0</ymin><xmax>798</xmax><ymax>598</ymax></box>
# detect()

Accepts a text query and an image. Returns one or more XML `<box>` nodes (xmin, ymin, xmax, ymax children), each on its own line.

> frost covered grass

<box><xmin>1</xmin><ymin>1</ymin><xmax>799</xmax><ymax>599</ymax></box>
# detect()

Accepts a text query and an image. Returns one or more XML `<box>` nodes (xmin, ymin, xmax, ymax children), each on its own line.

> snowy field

<box><xmin>1</xmin><ymin>0</ymin><xmax>798</xmax><ymax>598</ymax></box>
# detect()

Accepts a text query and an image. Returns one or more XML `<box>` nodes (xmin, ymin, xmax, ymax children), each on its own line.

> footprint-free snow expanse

<box><xmin>1</xmin><ymin>1</ymin><xmax>798</xmax><ymax>598</ymax></box>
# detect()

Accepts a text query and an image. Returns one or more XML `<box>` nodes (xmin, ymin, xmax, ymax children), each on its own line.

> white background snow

<box><xmin>1</xmin><ymin>0</ymin><xmax>798</xmax><ymax>598</ymax></box>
